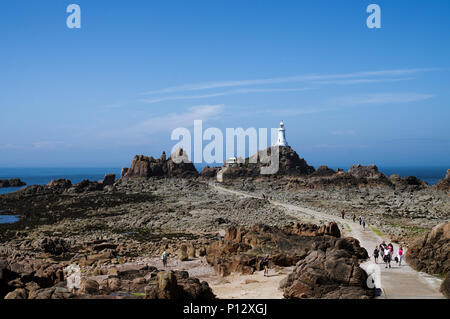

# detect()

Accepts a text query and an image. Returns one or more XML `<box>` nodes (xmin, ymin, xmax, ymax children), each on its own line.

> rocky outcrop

<box><xmin>291</xmin><ymin>222</ymin><xmax>341</xmax><ymax>238</ymax></box>
<box><xmin>200</xmin><ymin>166</ymin><xmax>220</xmax><ymax>178</ymax></box>
<box><xmin>145</xmin><ymin>270</ymin><xmax>214</xmax><ymax>300</ymax></box>
<box><xmin>0</xmin><ymin>178</ymin><xmax>26</xmax><ymax>188</ymax></box>
<box><xmin>0</xmin><ymin>258</ymin><xmax>65</xmax><ymax>299</ymax></box>
<box><xmin>405</xmin><ymin>222</ymin><xmax>450</xmax><ymax>298</ymax></box>
<box><xmin>47</xmin><ymin>179</ymin><xmax>72</xmax><ymax>189</ymax></box>
<box><xmin>348</xmin><ymin>164</ymin><xmax>383</xmax><ymax>179</ymax></box>
<box><xmin>280</xmin><ymin>239</ymin><xmax>374</xmax><ymax>299</ymax></box>
<box><xmin>36</xmin><ymin>237</ymin><xmax>70</xmax><ymax>255</ymax></box>
<box><xmin>123</xmin><ymin>149</ymin><xmax>198</xmax><ymax>179</ymax></box>
<box><xmin>310</xmin><ymin>165</ymin><xmax>335</xmax><ymax>177</ymax></box>
<box><xmin>219</xmin><ymin>146</ymin><xmax>314</xmax><ymax>180</ymax></box>
<box><xmin>435</xmin><ymin>169</ymin><xmax>450</xmax><ymax>190</ymax></box>
<box><xmin>102</xmin><ymin>174</ymin><xmax>116</xmax><ymax>186</ymax></box>
<box><xmin>205</xmin><ymin>223</ymin><xmax>368</xmax><ymax>284</ymax></box>
<box><xmin>72</xmin><ymin>179</ymin><xmax>104</xmax><ymax>193</ymax></box>
<box><xmin>441</xmin><ymin>273</ymin><xmax>450</xmax><ymax>298</ymax></box>
<box><xmin>405</xmin><ymin>222</ymin><xmax>449</xmax><ymax>275</ymax></box>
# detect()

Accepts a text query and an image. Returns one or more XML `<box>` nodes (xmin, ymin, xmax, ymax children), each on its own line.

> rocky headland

<box><xmin>0</xmin><ymin>146</ymin><xmax>448</xmax><ymax>299</ymax></box>
<box><xmin>0</xmin><ymin>178</ymin><xmax>26</xmax><ymax>188</ymax></box>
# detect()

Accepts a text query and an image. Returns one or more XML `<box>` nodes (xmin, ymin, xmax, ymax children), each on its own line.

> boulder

<box><xmin>4</xmin><ymin>288</ymin><xmax>27</xmax><ymax>299</ymax></box>
<box><xmin>435</xmin><ymin>169</ymin><xmax>450</xmax><ymax>190</ymax></box>
<box><xmin>0</xmin><ymin>178</ymin><xmax>26</xmax><ymax>188</ymax></box>
<box><xmin>310</xmin><ymin>165</ymin><xmax>336</xmax><ymax>177</ymax></box>
<box><xmin>37</xmin><ymin>237</ymin><xmax>70</xmax><ymax>255</ymax></box>
<box><xmin>441</xmin><ymin>273</ymin><xmax>450</xmax><ymax>298</ymax></box>
<box><xmin>280</xmin><ymin>240</ymin><xmax>374</xmax><ymax>299</ymax></box>
<box><xmin>124</xmin><ymin>149</ymin><xmax>198</xmax><ymax>179</ymax></box>
<box><xmin>405</xmin><ymin>222</ymin><xmax>450</xmax><ymax>275</ymax></box>
<box><xmin>178</xmin><ymin>244</ymin><xmax>189</xmax><ymax>261</ymax></box>
<box><xmin>46</xmin><ymin>179</ymin><xmax>72</xmax><ymax>189</ymax></box>
<box><xmin>348</xmin><ymin>164</ymin><xmax>382</xmax><ymax>179</ymax></box>
<box><xmin>102</xmin><ymin>174</ymin><xmax>116</xmax><ymax>186</ymax></box>
<box><xmin>79</xmin><ymin>278</ymin><xmax>99</xmax><ymax>295</ymax></box>
<box><xmin>200</xmin><ymin>166</ymin><xmax>220</xmax><ymax>178</ymax></box>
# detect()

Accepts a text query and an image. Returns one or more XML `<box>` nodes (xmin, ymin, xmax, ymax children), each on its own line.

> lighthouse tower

<box><xmin>277</xmin><ymin>121</ymin><xmax>288</xmax><ymax>147</ymax></box>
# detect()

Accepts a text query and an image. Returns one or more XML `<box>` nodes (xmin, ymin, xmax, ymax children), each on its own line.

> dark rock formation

<box><xmin>102</xmin><ymin>174</ymin><xmax>116</xmax><ymax>186</ymax></box>
<box><xmin>441</xmin><ymin>273</ymin><xmax>450</xmax><ymax>298</ymax></box>
<box><xmin>205</xmin><ymin>223</ymin><xmax>369</xmax><ymax>287</ymax></box>
<box><xmin>0</xmin><ymin>258</ymin><xmax>65</xmax><ymax>299</ymax></box>
<box><xmin>291</xmin><ymin>222</ymin><xmax>341</xmax><ymax>238</ymax></box>
<box><xmin>310</xmin><ymin>165</ymin><xmax>335</xmax><ymax>177</ymax></box>
<box><xmin>123</xmin><ymin>149</ymin><xmax>198</xmax><ymax>179</ymax></box>
<box><xmin>120</xmin><ymin>168</ymin><xmax>129</xmax><ymax>178</ymax></box>
<box><xmin>145</xmin><ymin>270</ymin><xmax>215</xmax><ymax>300</ymax></box>
<box><xmin>200</xmin><ymin>166</ymin><xmax>220</xmax><ymax>178</ymax></box>
<box><xmin>405</xmin><ymin>222</ymin><xmax>449</xmax><ymax>298</ymax></box>
<box><xmin>37</xmin><ymin>237</ymin><xmax>70</xmax><ymax>255</ymax></box>
<box><xmin>72</xmin><ymin>179</ymin><xmax>104</xmax><ymax>193</ymax></box>
<box><xmin>280</xmin><ymin>239</ymin><xmax>374</xmax><ymax>299</ymax></box>
<box><xmin>219</xmin><ymin>146</ymin><xmax>314</xmax><ymax>180</ymax></box>
<box><xmin>348</xmin><ymin>164</ymin><xmax>383</xmax><ymax>179</ymax></box>
<box><xmin>47</xmin><ymin>179</ymin><xmax>72</xmax><ymax>189</ymax></box>
<box><xmin>405</xmin><ymin>222</ymin><xmax>449</xmax><ymax>275</ymax></box>
<box><xmin>435</xmin><ymin>169</ymin><xmax>450</xmax><ymax>190</ymax></box>
<box><xmin>0</xmin><ymin>178</ymin><xmax>26</xmax><ymax>188</ymax></box>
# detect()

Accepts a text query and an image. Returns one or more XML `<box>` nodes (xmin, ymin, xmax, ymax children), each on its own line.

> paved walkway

<box><xmin>211</xmin><ymin>183</ymin><xmax>444</xmax><ymax>299</ymax></box>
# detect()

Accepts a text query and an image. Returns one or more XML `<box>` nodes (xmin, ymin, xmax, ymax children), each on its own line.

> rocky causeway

<box><xmin>0</xmin><ymin>147</ymin><xmax>449</xmax><ymax>299</ymax></box>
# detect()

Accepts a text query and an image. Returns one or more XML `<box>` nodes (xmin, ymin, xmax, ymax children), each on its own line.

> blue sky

<box><xmin>0</xmin><ymin>0</ymin><xmax>449</xmax><ymax>168</ymax></box>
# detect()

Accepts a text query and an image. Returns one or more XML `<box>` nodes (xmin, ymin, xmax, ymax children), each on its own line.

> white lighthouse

<box><xmin>277</xmin><ymin>121</ymin><xmax>288</xmax><ymax>147</ymax></box>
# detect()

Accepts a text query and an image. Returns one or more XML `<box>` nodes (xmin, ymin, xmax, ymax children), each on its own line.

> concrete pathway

<box><xmin>211</xmin><ymin>183</ymin><xmax>444</xmax><ymax>299</ymax></box>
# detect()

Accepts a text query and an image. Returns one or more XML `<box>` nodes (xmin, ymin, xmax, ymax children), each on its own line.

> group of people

<box><xmin>373</xmin><ymin>241</ymin><xmax>404</xmax><ymax>268</ymax></box>
<box><xmin>341</xmin><ymin>211</ymin><xmax>367</xmax><ymax>230</ymax></box>
<box><xmin>262</xmin><ymin>193</ymin><xmax>271</xmax><ymax>201</ymax></box>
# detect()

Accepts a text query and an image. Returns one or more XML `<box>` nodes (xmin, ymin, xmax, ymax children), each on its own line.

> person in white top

<box><xmin>384</xmin><ymin>248</ymin><xmax>391</xmax><ymax>268</ymax></box>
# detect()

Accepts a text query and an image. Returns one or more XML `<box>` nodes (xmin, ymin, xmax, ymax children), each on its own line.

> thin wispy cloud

<box><xmin>140</xmin><ymin>68</ymin><xmax>436</xmax><ymax>96</ymax></box>
<box><xmin>140</xmin><ymin>87</ymin><xmax>312</xmax><ymax>104</ymax></box>
<box><xmin>331</xmin><ymin>130</ymin><xmax>356</xmax><ymax>136</ymax></box>
<box><xmin>335</xmin><ymin>93</ymin><xmax>434</xmax><ymax>106</ymax></box>
<box><xmin>32</xmin><ymin>141</ymin><xmax>72</xmax><ymax>150</ymax></box>
<box><xmin>315</xmin><ymin>77</ymin><xmax>415</xmax><ymax>85</ymax></box>
<box><xmin>124</xmin><ymin>104</ymin><xmax>224</xmax><ymax>135</ymax></box>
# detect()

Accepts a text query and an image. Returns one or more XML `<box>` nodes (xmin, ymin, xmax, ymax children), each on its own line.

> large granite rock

<box><xmin>348</xmin><ymin>164</ymin><xmax>383</xmax><ymax>179</ymax></box>
<box><xmin>0</xmin><ymin>178</ymin><xmax>26</xmax><ymax>188</ymax></box>
<box><xmin>219</xmin><ymin>146</ymin><xmax>314</xmax><ymax>180</ymax></box>
<box><xmin>405</xmin><ymin>222</ymin><xmax>450</xmax><ymax>275</ymax></box>
<box><xmin>280</xmin><ymin>239</ymin><xmax>374</xmax><ymax>299</ymax></box>
<box><xmin>205</xmin><ymin>223</ymin><xmax>368</xmax><ymax>285</ymax></box>
<box><xmin>435</xmin><ymin>169</ymin><xmax>450</xmax><ymax>190</ymax></box>
<box><xmin>123</xmin><ymin>149</ymin><xmax>198</xmax><ymax>179</ymax></box>
<box><xmin>405</xmin><ymin>222</ymin><xmax>450</xmax><ymax>298</ymax></box>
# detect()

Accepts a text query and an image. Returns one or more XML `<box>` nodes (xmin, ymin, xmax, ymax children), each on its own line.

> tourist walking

<box><xmin>261</xmin><ymin>255</ymin><xmax>270</xmax><ymax>277</ymax></box>
<box><xmin>358</xmin><ymin>216</ymin><xmax>362</xmax><ymax>225</ymax></box>
<box><xmin>352</xmin><ymin>214</ymin><xmax>356</xmax><ymax>223</ymax></box>
<box><xmin>398</xmin><ymin>246</ymin><xmax>404</xmax><ymax>266</ymax></box>
<box><xmin>373</xmin><ymin>246</ymin><xmax>379</xmax><ymax>263</ymax></box>
<box><xmin>362</xmin><ymin>220</ymin><xmax>366</xmax><ymax>230</ymax></box>
<box><xmin>341</xmin><ymin>210</ymin><xmax>345</xmax><ymax>219</ymax></box>
<box><xmin>161</xmin><ymin>251</ymin><xmax>168</xmax><ymax>268</ymax></box>
<box><xmin>384</xmin><ymin>247</ymin><xmax>391</xmax><ymax>268</ymax></box>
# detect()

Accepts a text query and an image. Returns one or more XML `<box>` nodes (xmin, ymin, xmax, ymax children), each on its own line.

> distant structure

<box><xmin>277</xmin><ymin>121</ymin><xmax>288</xmax><ymax>147</ymax></box>
<box><xmin>225</xmin><ymin>157</ymin><xmax>237</xmax><ymax>167</ymax></box>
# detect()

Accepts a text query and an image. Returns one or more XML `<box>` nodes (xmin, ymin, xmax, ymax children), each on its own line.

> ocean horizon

<box><xmin>0</xmin><ymin>165</ymin><xmax>448</xmax><ymax>195</ymax></box>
